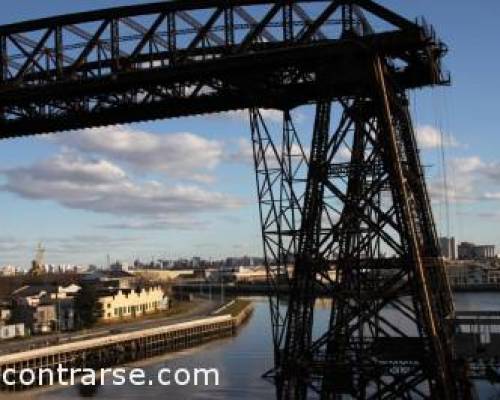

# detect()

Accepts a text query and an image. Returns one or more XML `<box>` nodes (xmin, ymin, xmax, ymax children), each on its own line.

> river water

<box><xmin>21</xmin><ymin>294</ymin><xmax>500</xmax><ymax>399</ymax></box>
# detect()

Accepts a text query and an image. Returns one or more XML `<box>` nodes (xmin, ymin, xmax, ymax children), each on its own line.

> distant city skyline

<box><xmin>1</xmin><ymin>1</ymin><xmax>500</xmax><ymax>265</ymax></box>
<box><xmin>1</xmin><ymin>252</ymin><xmax>265</xmax><ymax>271</ymax></box>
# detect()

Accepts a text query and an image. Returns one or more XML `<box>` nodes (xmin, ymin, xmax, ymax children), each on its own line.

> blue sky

<box><xmin>0</xmin><ymin>1</ymin><xmax>499</xmax><ymax>267</ymax></box>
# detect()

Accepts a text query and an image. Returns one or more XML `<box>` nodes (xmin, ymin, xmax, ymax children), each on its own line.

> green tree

<box><xmin>74</xmin><ymin>284</ymin><xmax>102</xmax><ymax>329</ymax></box>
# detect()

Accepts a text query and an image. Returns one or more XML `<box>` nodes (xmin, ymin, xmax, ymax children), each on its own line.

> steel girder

<box><xmin>0</xmin><ymin>0</ymin><xmax>448</xmax><ymax>138</ymax></box>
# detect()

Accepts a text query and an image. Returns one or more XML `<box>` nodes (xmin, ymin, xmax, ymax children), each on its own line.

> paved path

<box><xmin>0</xmin><ymin>299</ymin><xmax>221</xmax><ymax>356</ymax></box>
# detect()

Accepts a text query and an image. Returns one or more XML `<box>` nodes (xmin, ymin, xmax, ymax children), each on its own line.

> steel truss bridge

<box><xmin>0</xmin><ymin>1</ymin><xmax>472</xmax><ymax>399</ymax></box>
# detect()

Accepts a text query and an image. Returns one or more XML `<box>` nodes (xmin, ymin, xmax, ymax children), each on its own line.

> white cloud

<box><xmin>48</xmin><ymin>118</ymin><xmax>311</xmax><ymax>178</ymax></box>
<box><xmin>474</xmin><ymin>211</ymin><xmax>500</xmax><ymax>220</ymax></box>
<box><xmin>52</xmin><ymin>127</ymin><xmax>224</xmax><ymax>183</ymax></box>
<box><xmin>478</xmin><ymin>162</ymin><xmax>500</xmax><ymax>182</ymax></box>
<box><xmin>450</xmin><ymin>156</ymin><xmax>483</xmax><ymax>174</ymax></box>
<box><xmin>483</xmin><ymin>192</ymin><xmax>500</xmax><ymax>200</ymax></box>
<box><xmin>449</xmin><ymin>156</ymin><xmax>500</xmax><ymax>184</ymax></box>
<box><xmin>333</xmin><ymin>147</ymin><xmax>352</xmax><ymax>162</ymax></box>
<box><xmin>428</xmin><ymin>181</ymin><xmax>478</xmax><ymax>203</ymax></box>
<box><xmin>1</xmin><ymin>152</ymin><xmax>243</xmax><ymax>222</ymax></box>
<box><xmin>429</xmin><ymin>156</ymin><xmax>482</xmax><ymax>204</ymax></box>
<box><xmin>0</xmin><ymin>237</ymin><xmax>28</xmax><ymax>253</ymax></box>
<box><xmin>98</xmin><ymin>216</ymin><xmax>207</xmax><ymax>231</ymax></box>
<box><xmin>428</xmin><ymin>156</ymin><xmax>500</xmax><ymax>204</ymax></box>
<box><xmin>6</xmin><ymin>151</ymin><xmax>127</xmax><ymax>184</ymax></box>
<box><xmin>227</xmin><ymin>138</ymin><xmax>255</xmax><ymax>164</ymax></box>
<box><xmin>416</xmin><ymin>125</ymin><xmax>459</xmax><ymax>149</ymax></box>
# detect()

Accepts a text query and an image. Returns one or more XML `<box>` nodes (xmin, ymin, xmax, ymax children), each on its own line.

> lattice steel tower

<box><xmin>251</xmin><ymin>3</ymin><xmax>468</xmax><ymax>400</ymax></box>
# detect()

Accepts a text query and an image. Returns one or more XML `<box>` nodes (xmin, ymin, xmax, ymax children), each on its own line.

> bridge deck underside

<box><xmin>0</xmin><ymin>0</ymin><xmax>446</xmax><ymax>138</ymax></box>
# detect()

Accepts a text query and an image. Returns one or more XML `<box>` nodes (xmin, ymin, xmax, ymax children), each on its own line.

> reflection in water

<box><xmin>34</xmin><ymin>294</ymin><xmax>500</xmax><ymax>399</ymax></box>
<box><xmin>314</xmin><ymin>298</ymin><xmax>333</xmax><ymax>310</ymax></box>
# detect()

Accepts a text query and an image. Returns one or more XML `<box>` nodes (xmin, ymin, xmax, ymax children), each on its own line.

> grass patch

<box><xmin>214</xmin><ymin>298</ymin><xmax>252</xmax><ymax>317</ymax></box>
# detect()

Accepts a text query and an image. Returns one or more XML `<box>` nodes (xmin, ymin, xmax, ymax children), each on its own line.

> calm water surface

<box><xmin>27</xmin><ymin>294</ymin><xmax>500</xmax><ymax>399</ymax></box>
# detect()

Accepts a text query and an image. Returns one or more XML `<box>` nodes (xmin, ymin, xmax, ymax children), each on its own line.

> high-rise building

<box><xmin>458</xmin><ymin>242</ymin><xmax>496</xmax><ymax>260</ymax></box>
<box><xmin>439</xmin><ymin>237</ymin><xmax>456</xmax><ymax>260</ymax></box>
<box><xmin>191</xmin><ymin>257</ymin><xmax>201</xmax><ymax>268</ymax></box>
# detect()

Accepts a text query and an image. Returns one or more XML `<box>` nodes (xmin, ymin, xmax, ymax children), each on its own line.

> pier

<box><xmin>454</xmin><ymin>311</ymin><xmax>500</xmax><ymax>380</ymax></box>
<box><xmin>0</xmin><ymin>301</ymin><xmax>253</xmax><ymax>391</ymax></box>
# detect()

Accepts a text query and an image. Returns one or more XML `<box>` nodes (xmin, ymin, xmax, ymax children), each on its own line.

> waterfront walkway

<box><xmin>0</xmin><ymin>298</ymin><xmax>220</xmax><ymax>356</ymax></box>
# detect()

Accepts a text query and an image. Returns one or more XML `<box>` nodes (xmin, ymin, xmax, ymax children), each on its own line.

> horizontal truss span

<box><xmin>0</xmin><ymin>0</ymin><xmax>447</xmax><ymax>138</ymax></box>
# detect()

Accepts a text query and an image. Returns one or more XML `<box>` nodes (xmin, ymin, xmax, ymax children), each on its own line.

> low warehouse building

<box><xmin>99</xmin><ymin>286</ymin><xmax>166</xmax><ymax>321</ymax></box>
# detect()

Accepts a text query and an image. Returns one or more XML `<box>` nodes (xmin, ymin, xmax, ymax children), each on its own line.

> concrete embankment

<box><xmin>0</xmin><ymin>300</ymin><xmax>253</xmax><ymax>391</ymax></box>
<box><xmin>212</xmin><ymin>298</ymin><xmax>253</xmax><ymax>325</ymax></box>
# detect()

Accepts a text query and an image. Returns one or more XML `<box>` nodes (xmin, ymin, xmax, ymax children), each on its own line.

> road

<box><xmin>0</xmin><ymin>299</ymin><xmax>221</xmax><ymax>356</ymax></box>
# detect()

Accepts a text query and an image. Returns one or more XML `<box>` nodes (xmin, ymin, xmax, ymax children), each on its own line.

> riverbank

<box><xmin>0</xmin><ymin>298</ymin><xmax>219</xmax><ymax>356</ymax></box>
<box><xmin>0</xmin><ymin>298</ymin><xmax>254</xmax><ymax>392</ymax></box>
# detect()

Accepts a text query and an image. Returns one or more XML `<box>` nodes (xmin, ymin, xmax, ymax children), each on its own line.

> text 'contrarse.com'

<box><xmin>1</xmin><ymin>366</ymin><xmax>220</xmax><ymax>387</ymax></box>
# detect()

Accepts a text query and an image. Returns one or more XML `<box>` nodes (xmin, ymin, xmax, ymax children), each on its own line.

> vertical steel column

<box><xmin>283</xmin><ymin>2</ymin><xmax>294</xmax><ymax>42</ymax></box>
<box><xmin>55</xmin><ymin>26</ymin><xmax>63</xmax><ymax>78</ymax></box>
<box><xmin>167</xmin><ymin>12</ymin><xmax>177</xmax><ymax>60</ymax></box>
<box><xmin>372</xmin><ymin>56</ymin><xmax>455</xmax><ymax>399</ymax></box>
<box><xmin>110</xmin><ymin>18</ymin><xmax>120</xmax><ymax>71</ymax></box>
<box><xmin>0</xmin><ymin>36</ymin><xmax>6</xmax><ymax>119</ymax></box>
<box><xmin>224</xmin><ymin>7</ymin><xmax>235</xmax><ymax>46</ymax></box>
<box><xmin>0</xmin><ymin>36</ymin><xmax>7</xmax><ymax>82</ymax></box>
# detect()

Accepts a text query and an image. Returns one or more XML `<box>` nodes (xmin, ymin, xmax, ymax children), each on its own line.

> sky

<box><xmin>0</xmin><ymin>0</ymin><xmax>499</xmax><ymax>267</ymax></box>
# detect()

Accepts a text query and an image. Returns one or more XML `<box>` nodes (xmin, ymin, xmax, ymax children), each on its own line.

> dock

<box><xmin>454</xmin><ymin>311</ymin><xmax>500</xmax><ymax>380</ymax></box>
<box><xmin>0</xmin><ymin>301</ymin><xmax>253</xmax><ymax>391</ymax></box>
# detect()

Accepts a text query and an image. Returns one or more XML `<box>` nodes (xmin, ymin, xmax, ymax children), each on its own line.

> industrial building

<box><xmin>458</xmin><ymin>242</ymin><xmax>496</xmax><ymax>260</ymax></box>
<box><xmin>99</xmin><ymin>286</ymin><xmax>167</xmax><ymax>321</ymax></box>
